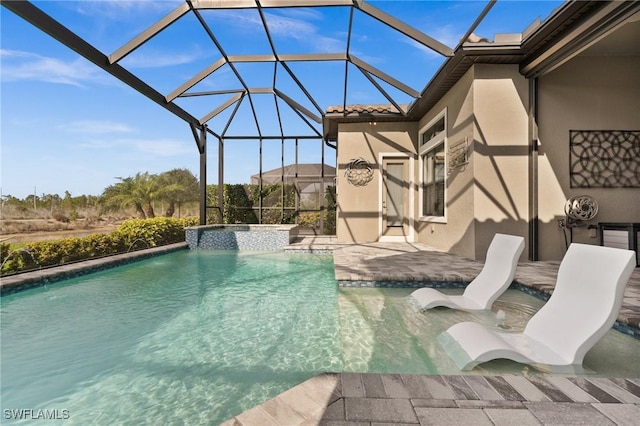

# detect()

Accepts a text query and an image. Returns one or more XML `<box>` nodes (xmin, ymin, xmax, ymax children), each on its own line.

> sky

<box><xmin>1</xmin><ymin>0</ymin><xmax>562</xmax><ymax>199</ymax></box>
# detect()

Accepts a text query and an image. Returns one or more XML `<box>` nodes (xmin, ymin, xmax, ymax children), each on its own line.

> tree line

<box><xmin>2</xmin><ymin>168</ymin><xmax>337</xmax><ymax>233</ymax></box>
<box><xmin>1</xmin><ymin>168</ymin><xmax>199</xmax><ymax>220</ymax></box>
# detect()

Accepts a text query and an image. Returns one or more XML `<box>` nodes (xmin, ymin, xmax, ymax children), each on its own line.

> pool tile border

<box><xmin>337</xmin><ymin>279</ymin><xmax>467</xmax><ymax>289</ymax></box>
<box><xmin>0</xmin><ymin>242</ymin><xmax>188</xmax><ymax>296</ymax></box>
<box><xmin>186</xmin><ymin>224</ymin><xmax>298</xmax><ymax>250</ymax></box>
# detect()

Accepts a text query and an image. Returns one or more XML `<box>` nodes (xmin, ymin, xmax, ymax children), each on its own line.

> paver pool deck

<box><xmin>2</xmin><ymin>239</ymin><xmax>639</xmax><ymax>425</ymax></box>
<box><xmin>222</xmin><ymin>237</ymin><xmax>639</xmax><ymax>425</ymax></box>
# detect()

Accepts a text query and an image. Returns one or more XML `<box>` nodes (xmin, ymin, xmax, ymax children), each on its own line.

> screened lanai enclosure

<box><xmin>3</xmin><ymin>0</ymin><xmax>558</xmax><ymax>234</ymax></box>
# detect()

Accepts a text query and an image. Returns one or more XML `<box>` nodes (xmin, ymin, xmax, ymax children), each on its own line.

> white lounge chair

<box><xmin>438</xmin><ymin>243</ymin><xmax>636</xmax><ymax>372</ymax></box>
<box><xmin>410</xmin><ymin>233</ymin><xmax>525</xmax><ymax>311</ymax></box>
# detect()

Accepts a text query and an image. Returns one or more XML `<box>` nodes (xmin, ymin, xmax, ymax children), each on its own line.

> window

<box><xmin>420</xmin><ymin>116</ymin><xmax>444</xmax><ymax>146</ymax></box>
<box><xmin>420</xmin><ymin>111</ymin><xmax>446</xmax><ymax>219</ymax></box>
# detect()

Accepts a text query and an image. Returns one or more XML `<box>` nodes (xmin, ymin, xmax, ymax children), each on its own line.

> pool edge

<box><xmin>0</xmin><ymin>242</ymin><xmax>189</xmax><ymax>296</ymax></box>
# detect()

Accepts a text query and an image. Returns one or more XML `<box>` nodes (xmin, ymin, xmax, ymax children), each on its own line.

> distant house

<box><xmin>251</xmin><ymin>164</ymin><xmax>336</xmax><ymax>211</ymax></box>
<box><xmin>250</xmin><ymin>164</ymin><xmax>336</xmax><ymax>187</ymax></box>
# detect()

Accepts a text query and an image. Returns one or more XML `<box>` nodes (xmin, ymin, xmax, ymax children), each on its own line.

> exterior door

<box><xmin>381</xmin><ymin>157</ymin><xmax>410</xmax><ymax>238</ymax></box>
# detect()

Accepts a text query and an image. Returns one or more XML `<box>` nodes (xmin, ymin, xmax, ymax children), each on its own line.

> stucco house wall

<box><xmin>415</xmin><ymin>64</ymin><xmax>530</xmax><ymax>261</ymax></box>
<box><xmin>335</xmin><ymin>64</ymin><xmax>531</xmax><ymax>260</ymax></box>
<box><xmin>537</xmin><ymin>55</ymin><xmax>640</xmax><ymax>260</ymax></box>
<box><xmin>333</xmin><ymin>56</ymin><xmax>638</xmax><ymax>262</ymax></box>
<box><xmin>471</xmin><ymin>64</ymin><xmax>530</xmax><ymax>260</ymax></box>
<box><xmin>416</xmin><ymin>67</ymin><xmax>477</xmax><ymax>259</ymax></box>
<box><xmin>335</xmin><ymin>121</ymin><xmax>417</xmax><ymax>243</ymax></box>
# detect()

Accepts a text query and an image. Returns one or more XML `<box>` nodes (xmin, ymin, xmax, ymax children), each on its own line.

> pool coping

<box><xmin>220</xmin><ymin>372</ymin><xmax>640</xmax><ymax>425</ymax></box>
<box><xmin>0</xmin><ymin>242</ymin><xmax>188</xmax><ymax>296</ymax></box>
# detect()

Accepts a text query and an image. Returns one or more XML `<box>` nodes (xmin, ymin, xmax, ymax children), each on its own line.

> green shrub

<box><xmin>115</xmin><ymin>217</ymin><xmax>184</xmax><ymax>248</ymax></box>
<box><xmin>0</xmin><ymin>217</ymin><xmax>198</xmax><ymax>275</ymax></box>
<box><xmin>298</xmin><ymin>212</ymin><xmax>320</xmax><ymax>229</ymax></box>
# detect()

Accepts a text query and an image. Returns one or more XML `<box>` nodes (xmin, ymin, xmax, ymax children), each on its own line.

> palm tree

<box><xmin>101</xmin><ymin>172</ymin><xmax>160</xmax><ymax>218</ymax></box>
<box><xmin>157</xmin><ymin>168</ymin><xmax>199</xmax><ymax>217</ymax></box>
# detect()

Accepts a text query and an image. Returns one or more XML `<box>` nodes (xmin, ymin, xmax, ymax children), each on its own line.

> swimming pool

<box><xmin>2</xmin><ymin>250</ymin><xmax>639</xmax><ymax>424</ymax></box>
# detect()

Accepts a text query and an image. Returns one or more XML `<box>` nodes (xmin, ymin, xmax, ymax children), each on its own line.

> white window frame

<box><xmin>419</xmin><ymin>109</ymin><xmax>447</xmax><ymax>223</ymax></box>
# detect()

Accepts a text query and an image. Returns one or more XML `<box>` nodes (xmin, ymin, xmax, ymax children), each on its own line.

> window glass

<box><xmin>421</xmin><ymin>144</ymin><xmax>445</xmax><ymax>217</ymax></box>
<box><xmin>420</xmin><ymin>111</ymin><xmax>446</xmax><ymax>218</ymax></box>
<box><xmin>420</xmin><ymin>117</ymin><xmax>445</xmax><ymax>147</ymax></box>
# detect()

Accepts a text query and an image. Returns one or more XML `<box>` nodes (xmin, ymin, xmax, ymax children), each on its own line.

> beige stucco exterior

<box><xmin>335</xmin><ymin>53</ymin><xmax>639</xmax><ymax>261</ymax></box>
<box><xmin>413</xmin><ymin>64</ymin><xmax>530</xmax><ymax>260</ymax></box>
<box><xmin>536</xmin><ymin>55</ymin><xmax>640</xmax><ymax>260</ymax></box>
<box><xmin>335</xmin><ymin>122</ymin><xmax>417</xmax><ymax>243</ymax></box>
<box><xmin>335</xmin><ymin>64</ymin><xmax>531</xmax><ymax>261</ymax></box>
<box><xmin>333</xmin><ymin>5</ymin><xmax>640</xmax><ymax>262</ymax></box>
<box><xmin>471</xmin><ymin>64</ymin><xmax>530</xmax><ymax>259</ymax></box>
<box><xmin>415</xmin><ymin>66</ymin><xmax>476</xmax><ymax>258</ymax></box>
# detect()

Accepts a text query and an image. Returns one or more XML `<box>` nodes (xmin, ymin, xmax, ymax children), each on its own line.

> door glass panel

<box><xmin>386</xmin><ymin>163</ymin><xmax>404</xmax><ymax>227</ymax></box>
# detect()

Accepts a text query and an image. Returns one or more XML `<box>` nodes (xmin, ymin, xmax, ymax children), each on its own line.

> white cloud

<box><xmin>277</xmin><ymin>8</ymin><xmax>324</xmax><ymax>22</ymax></box>
<box><xmin>61</xmin><ymin>120</ymin><xmax>135</xmax><ymax>134</ymax></box>
<box><xmin>121</xmin><ymin>48</ymin><xmax>206</xmax><ymax>69</ymax></box>
<box><xmin>75</xmin><ymin>0</ymin><xmax>180</xmax><ymax>20</ymax></box>
<box><xmin>127</xmin><ymin>138</ymin><xmax>193</xmax><ymax>157</ymax></box>
<box><xmin>0</xmin><ymin>49</ymin><xmax>108</xmax><ymax>87</ymax></box>
<box><xmin>400</xmin><ymin>28</ymin><xmax>456</xmax><ymax>60</ymax></box>
<box><xmin>430</xmin><ymin>24</ymin><xmax>460</xmax><ymax>50</ymax></box>
<box><xmin>81</xmin><ymin>137</ymin><xmax>193</xmax><ymax>157</ymax></box>
<box><xmin>265</xmin><ymin>12</ymin><xmax>344</xmax><ymax>52</ymax></box>
<box><xmin>208</xmin><ymin>10</ymin><xmax>344</xmax><ymax>53</ymax></box>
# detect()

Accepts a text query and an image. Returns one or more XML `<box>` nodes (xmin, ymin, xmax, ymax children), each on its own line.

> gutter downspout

<box><xmin>528</xmin><ymin>78</ymin><xmax>539</xmax><ymax>261</ymax></box>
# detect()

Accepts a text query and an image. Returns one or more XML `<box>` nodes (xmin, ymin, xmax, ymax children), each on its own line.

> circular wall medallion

<box><xmin>564</xmin><ymin>195</ymin><xmax>599</xmax><ymax>221</ymax></box>
<box><xmin>345</xmin><ymin>157</ymin><xmax>374</xmax><ymax>187</ymax></box>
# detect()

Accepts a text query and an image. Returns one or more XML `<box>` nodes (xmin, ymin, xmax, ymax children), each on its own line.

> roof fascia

<box><xmin>520</xmin><ymin>0</ymin><xmax>640</xmax><ymax>78</ymax></box>
<box><xmin>404</xmin><ymin>51</ymin><xmax>466</xmax><ymax>121</ymax></box>
<box><xmin>405</xmin><ymin>0</ymin><xmax>639</xmax><ymax>120</ymax></box>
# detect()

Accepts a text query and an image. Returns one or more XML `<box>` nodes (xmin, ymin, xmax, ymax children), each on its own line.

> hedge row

<box><xmin>0</xmin><ymin>217</ymin><xmax>198</xmax><ymax>275</ymax></box>
<box><xmin>205</xmin><ymin>183</ymin><xmax>336</xmax><ymax>233</ymax></box>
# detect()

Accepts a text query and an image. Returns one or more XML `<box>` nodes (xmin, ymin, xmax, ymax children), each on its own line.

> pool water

<box><xmin>1</xmin><ymin>251</ymin><xmax>638</xmax><ymax>424</ymax></box>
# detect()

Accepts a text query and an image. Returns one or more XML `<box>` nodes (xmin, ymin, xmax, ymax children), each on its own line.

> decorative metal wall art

<box><xmin>447</xmin><ymin>137</ymin><xmax>469</xmax><ymax>175</ymax></box>
<box><xmin>564</xmin><ymin>195</ymin><xmax>598</xmax><ymax>221</ymax></box>
<box><xmin>345</xmin><ymin>157</ymin><xmax>374</xmax><ymax>186</ymax></box>
<box><xmin>570</xmin><ymin>130</ymin><xmax>640</xmax><ymax>188</ymax></box>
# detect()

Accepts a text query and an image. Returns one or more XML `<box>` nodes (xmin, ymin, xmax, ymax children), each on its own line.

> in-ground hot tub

<box><xmin>185</xmin><ymin>224</ymin><xmax>299</xmax><ymax>250</ymax></box>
